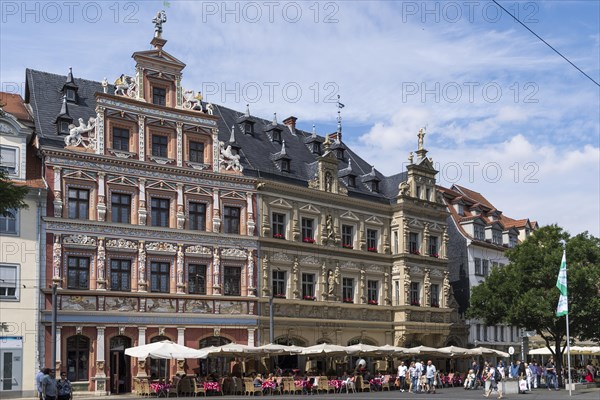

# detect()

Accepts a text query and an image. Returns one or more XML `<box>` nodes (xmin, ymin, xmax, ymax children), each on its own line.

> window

<box><xmin>393</xmin><ymin>231</ymin><xmax>398</xmax><ymax>254</ymax></box>
<box><xmin>111</xmin><ymin>193</ymin><xmax>131</xmax><ymax>224</ymax></box>
<box><xmin>59</xmin><ymin>120</ymin><xmax>71</xmax><ymax>135</ymax></box>
<box><xmin>244</xmin><ymin>122</ymin><xmax>254</xmax><ymax>135</ymax></box>
<box><xmin>341</xmin><ymin>225</ymin><xmax>353</xmax><ymax>249</ymax></box>
<box><xmin>456</xmin><ymin>203</ymin><xmax>464</xmax><ymax>216</ymax></box>
<box><xmin>500</xmin><ymin>326</ymin><xmax>505</xmax><ymax>342</ymax></box>
<box><xmin>0</xmin><ymin>265</ymin><xmax>18</xmax><ymax>299</ymax></box>
<box><xmin>67</xmin><ymin>257</ymin><xmax>89</xmax><ymax>289</ymax></box>
<box><xmin>336</xmin><ymin>148</ymin><xmax>344</xmax><ymax>160</ymax></box>
<box><xmin>65</xmin><ymin>89</ymin><xmax>76</xmax><ymax>102</ymax></box>
<box><xmin>150</xmin><ymin>335</ymin><xmax>170</xmax><ymax>379</ymax></box>
<box><xmin>272</xmin><ymin>270</ymin><xmax>286</xmax><ymax>297</ymax></box>
<box><xmin>68</xmin><ymin>188</ymin><xmax>89</xmax><ymax>219</ymax></box>
<box><xmin>510</xmin><ymin>327</ymin><xmax>514</xmax><ymax>342</ymax></box>
<box><xmin>188</xmin><ymin>264</ymin><xmax>206</xmax><ymax>295</ymax></box>
<box><xmin>394</xmin><ymin>280</ymin><xmax>400</xmax><ymax>306</ymax></box>
<box><xmin>509</xmin><ymin>235</ymin><xmax>517</xmax><ymax>248</ymax></box>
<box><xmin>416</xmin><ymin>186</ymin><xmax>421</xmax><ymax>199</ymax></box>
<box><xmin>112</xmin><ymin>127</ymin><xmax>130</xmax><ymax>151</ymax></box>
<box><xmin>152</xmin><ymin>87</ymin><xmax>166</xmax><ymax>106</ymax></box>
<box><xmin>311</xmin><ymin>142</ymin><xmax>321</xmax><ymax>155</ymax></box>
<box><xmin>110</xmin><ymin>259</ymin><xmax>131</xmax><ymax>292</ymax></box>
<box><xmin>474</xmin><ymin>224</ymin><xmax>485</xmax><ymax>240</ymax></box>
<box><xmin>367</xmin><ymin>280</ymin><xmax>378</xmax><ymax>304</ymax></box>
<box><xmin>66</xmin><ymin>335</ymin><xmax>89</xmax><ymax>382</ymax></box>
<box><xmin>347</xmin><ymin>175</ymin><xmax>356</xmax><ymax>188</ymax></box>
<box><xmin>188</xmin><ymin>141</ymin><xmax>204</xmax><ymax>163</ymax></box>
<box><xmin>429</xmin><ymin>236</ymin><xmax>438</xmax><ymax>256</ymax></box>
<box><xmin>281</xmin><ymin>159</ymin><xmax>290</xmax><ymax>172</ymax></box>
<box><xmin>151</xmin><ymin>197</ymin><xmax>170</xmax><ymax>227</ymax></box>
<box><xmin>342</xmin><ymin>277</ymin><xmax>354</xmax><ymax>303</ymax></box>
<box><xmin>494</xmin><ymin>326</ymin><xmax>498</xmax><ymax>341</ymax></box>
<box><xmin>430</xmin><ymin>284</ymin><xmax>439</xmax><ymax>307</ymax></box>
<box><xmin>150</xmin><ymin>262</ymin><xmax>170</xmax><ymax>293</ymax></box>
<box><xmin>152</xmin><ymin>135</ymin><xmax>168</xmax><ymax>158</ymax></box>
<box><xmin>223</xmin><ymin>206</ymin><xmax>240</xmax><ymax>234</ymax></box>
<box><xmin>223</xmin><ymin>266</ymin><xmax>241</xmax><ymax>296</ymax></box>
<box><xmin>366</xmin><ymin>229</ymin><xmax>378</xmax><ymax>252</ymax></box>
<box><xmin>482</xmin><ymin>259</ymin><xmax>489</xmax><ymax>276</ymax></box>
<box><xmin>426</xmin><ymin>188</ymin><xmax>431</xmax><ymax>201</ymax></box>
<box><xmin>409</xmin><ymin>232</ymin><xmax>419</xmax><ymax>254</ymax></box>
<box><xmin>0</xmin><ymin>146</ymin><xmax>17</xmax><ymax>175</ymax></box>
<box><xmin>492</xmin><ymin>230</ymin><xmax>502</xmax><ymax>245</ymax></box>
<box><xmin>301</xmin><ymin>273</ymin><xmax>315</xmax><ymax>299</ymax></box>
<box><xmin>476</xmin><ymin>324</ymin><xmax>481</xmax><ymax>341</ymax></box>
<box><xmin>189</xmin><ymin>202</ymin><xmax>206</xmax><ymax>231</ymax></box>
<box><xmin>301</xmin><ymin>217</ymin><xmax>314</xmax><ymax>243</ymax></box>
<box><xmin>474</xmin><ymin>258</ymin><xmax>482</xmax><ymax>275</ymax></box>
<box><xmin>272</xmin><ymin>130</ymin><xmax>282</xmax><ymax>143</ymax></box>
<box><xmin>0</xmin><ymin>209</ymin><xmax>18</xmax><ymax>235</ymax></box>
<box><xmin>371</xmin><ymin>181</ymin><xmax>379</xmax><ymax>192</ymax></box>
<box><xmin>272</xmin><ymin>213</ymin><xmax>286</xmax><ymax>239</ymax></box>
<box><xmin>483</xmin><ymin>326</ymin><xmax>488</xmax><ymax>341</ymax></box>
<box><xmin>410</xmin><ymin>282</ymin><xmax>420</xmax><ymax>306</ymax></box>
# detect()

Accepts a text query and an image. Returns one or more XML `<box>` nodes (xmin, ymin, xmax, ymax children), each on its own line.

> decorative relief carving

<box><xmin>146</xmin><ymin>298</ymin><xmax>176</xmax><ymax>313</ymax></box>
<box><xmin>271</xmin><ymin>252</ymin><xmax>292</xmax><ymax>263</ymax></box>
<box><xmin>145</xmin><ymin>242</ymin><xmax>177</xmax><ymax>252</ymax></box>
<box><xmin>106</xmin><ymin>238</ymin><xmax>138</xmax><ymax>250</ymax></box>
<box><xmin>62</xmin><ymin>296</ymin><xmax>97</xmax><ymax>311</ymax></box>
<box><xmin>63</xmin><ymin>234</ymin><xmax>97</xmax><ymax>246</ymax></box>
<box><xmin>185</xmin><ymin>245</ymin><xmax>212</xmax><ymax>255</ymax></box>
<box><xmin>300</xmin><ymin>256</ymin><xmax>320</xmax><ymax>266</ymax></box>
<box><xmin>105</xmin><ymin>297</ymin><xmax>138</xmax><ymax>312</ymax></box>
<box><xmin>409</xmin><ymin>266</ymin><xmax>422</xmax><ymax>276</ymax></box>
<box><xmin>221</xmin><ymin>247</ymin><xmax>247</xmax><ymax>259</ymax></box>
<box><xmin>185</xmin><ymin>299</ymin><xmax>213</xmax><ymax>313</ymax></box>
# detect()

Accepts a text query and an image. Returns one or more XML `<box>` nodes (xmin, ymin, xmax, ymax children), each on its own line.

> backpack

<box><xmin>494</xmin><ymin>369</ymin><xmax>502</xmax><ymax>382</ymax></box>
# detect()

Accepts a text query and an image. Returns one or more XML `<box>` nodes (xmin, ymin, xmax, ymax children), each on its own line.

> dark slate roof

<box><xmin>25</xmin><ymin>68</ymin><xmax>406</xmax><ymax>202</ymax></box>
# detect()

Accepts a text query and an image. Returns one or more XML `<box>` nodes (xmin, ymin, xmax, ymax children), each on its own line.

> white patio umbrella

<box><xmin>245</xmin><ymin>343</ymin><xmax>304</xmax><ymax>357</ymax></box>
<box><xmin>345</xmin><ymin>343</ymin><xmax>386</xmax><ymax>356</ymax></box>
<box><xmin>438</xmin><ymin>345</ymin><xmax>472</xmax><ymax>357</ymax></box>
<box><xmin>301</xmin><ymin>343</ymin><xmax>347</xmax><ymax>356</ymax></box>
<box><xmin>468</xmin><ymin>347</ymin><xmax>509</xmax><ymax>358</ymax></box>
<box><xmin>124</xmin><ymin>340</ymin><xmax>207</xmax><ymax>359</ymax></box>
<box><xmin>377</xmin><ymin>344</ymin><xmax>417</xmax><ymax>356</ymax></box>
<box><xmin>529</xmin><ymin>347</ymin><xmax>555</xmax><ymax>356</ymax></box>
<box><xmin>408</xmin><ymin>345</ymin><xmax>452</xmax><ymax>357</ymax></box>
<box><xmin>203</xmin><ymin>343</ymin><xmax>254</xmax><ymax>357</ymax></box>
<box><xmin>570</xmin><ymin>346</ymin><xmax>600</xmax><ymax>355</ymax></box>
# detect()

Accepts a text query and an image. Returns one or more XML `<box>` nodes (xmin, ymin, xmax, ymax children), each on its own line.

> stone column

<box><xmin>359</xmin><ymin>269</ymin><xmax>366</xmax><ymax>304</ymax></box>
<box><xmin>247</xmin><ymin>250</ymin><xmax>255</xmax><ymax>295</ymax></box>
<box><xmin>97</xmin><ymin>238</ymin><xmax>107</xmax><ymax>290</ymax></box>
<box><xmin>138</xmin><ymin>241</ymin><xmax>147</xmax><ymax>292</ymax></box>
<box><xmin>403</xmin><ymin>266</ymin><xmax>411</xmax><ymax>306</ymax></box>
<box><xmin>55</xmin><ymin>326</ymin><xmax>62</xmax><ymax>374</ymax></box>
<box><xmin>138</xmin><ymin>115</ymin><xmax>145</xmax><ymax>161</ymax></box>
<box><xmin>135</xmin><ymin>67</ymin><xmax>144</xmax><ymax>102</ymax></box>
<box><xmin>247</xmin><ymin>328</ymin><xmax>256</xmax><ymax>347</ymax></box>
<box><xmin>212</xmin><ymin>189</ymin><xmax>221</xmax><ymax>233</ymax></box>
<box><xmin>176</xmin><ymin>122</ymin><xmax>183</xmax><ymax>167</ymax></box>
<box><xmin>53</xmin><ymin>235</ymin><xmax>62</xmax><ymax>286</ymax></box>
<box><xmin>97</xmin><ymin>172</ymin><xmax>106</xmax><ymax>221</ymax></box>
<box><xmin>176</xmin><ymin>183</ymin><xmax>185</xmax><ymax>229</ymax></box>
<box><xmin>403</xmin><ymin>220</ymin><xmax>409</xmax><ymax>253</ymax></box>
<box><xmin>94</xmin><ymin>327</ymin><xmax>107</xmax><ymax>395</ymax></box>
<box><xmin>96</xmin><ymin>106</ymin><xmax>105</xmax><ymax>155</ymax></box>
<box><xmin>212</xmin><ymin>128</ymin><xmax>219</xmax><ymax>172</ymax></box>
<box><xmin>359</xmin><ymin>220</ymin><xmax>366</xmax><ymax>251</ymax></box>
<box><xmin>292</xmin><ymin>204</ymin><xmax>299</xmax><ymax>241</ymax></box>
<box><xmin>441</xmin><ymin>228</ymin><xmax>448</xmax><ymax>259</ymax></box>
<box><xmin>423</xmin><ymin>224</ymin><xmax>430</xmax><ymax>256</ymax></box>
<box><xmin>384</xmin><ymin>272</ymin><xmax>391</xmax><ymax>305</ymax></box>
<box><xmin>246</xmin><ymin>192</ymin><xmax>255</xmax><ymax>236</ymax></box>
<box><xmin>261</xmin><ymin>255</ymin><xmax>270</xmax><ymax>297</ymax></box>
<box><xmin>176</xmin><ymin>327</ymin><xmax>186</xmax><ymax>374</ymax></box>
<box><xmin>176</xmin><ymin>244</ymin><xmax>185</xmax><ymax>294</ymax></box>
<box><xmin>138</xmin><ymin>178</ymin><xmax>147</xmax><ymax>226</ymax></box>
<box><xmin>292</xmin><ymin>257</ymin><xmax>300</xmax><ymax>299</ymax></box>
<box><xmin>53</xmin><ymin>166</ymin><xmax>63</xmax><ymax>217</ymax></box>
<box><xmin>136</xmin><ymin>327</ymin><xmax>148</xmax><ymax>378</ymax></box>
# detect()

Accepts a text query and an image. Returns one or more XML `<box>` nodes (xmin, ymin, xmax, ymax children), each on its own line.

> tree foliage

<box><xmin>0</xmin><ymin>168</ymin><xmax>29</xmax><ymax>216</ymax></box>
<box><xmin>468</xmin><ymin>225</ymin><xmax>600</xmax><ymax>380</ymax></box>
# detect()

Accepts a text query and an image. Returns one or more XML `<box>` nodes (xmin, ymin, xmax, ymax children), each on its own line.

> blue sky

<box><xmin>2</xmin><ymin>1</ymin><xmax>599</xmax><ymax>236</ymax></box>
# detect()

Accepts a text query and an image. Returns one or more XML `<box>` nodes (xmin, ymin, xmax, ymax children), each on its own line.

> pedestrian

<box><xmin>414</xmin><ymin>359</ymin><xmax>423</xmax><ymax>392</ymax></box>
<box><xmin>545</xmin><ymin>357</ymin><xmax>558</xmax><ymax>391</ymax></box>
<box><xmin>36</xmin><ymin>367</ymin><xmax>45</xmax><ymax>400</ymax></box>
<box><xmin>57</xmin><ymin>372</ymin><xmax>72</xmax><ymax>400</ymax></box>
<box><xmin>409</xmin><ymin>361</ymin><xmax>419</xmax><ymax>394</ymax></box>
<box><xmin>41</xmin><ymin>368</ymin><xmax>58</xmax><ymax>400</ymax></box>
<box><xmin>397</xmin><ymin>361</ymin><xmax>407</xmax><ymax>392</ymax></box>
<box><xmin>496</xmin><ymin>360</ymin><xmax>506</xmax><ymax>396</ymax></box>
<box><xmin>425</xmin><ymin>360</ymin><xmax>437</xmax><ymax>394</ymax></box>
<box><xmin>482</xmin><ymin>361</ymin><xmax>491</xmax><ymax>396</ymax></box>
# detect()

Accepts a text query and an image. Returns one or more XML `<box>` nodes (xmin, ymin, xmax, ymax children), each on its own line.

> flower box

<box><xmin>302</xmin><ymin>237</ymin><xmax>315</xmax><ymax>243</ymax></box>
<box><xmin>431</xmin><ymin>302</ymin><xmax>439</xmax><ymax>308</ymax></box>
<box><xmin>274</xmin><ymin>293</ymin><xmax>286</xmax><ymax>299</ymax></box>
<box><xmin>342</xmin><ymin>244</ymin><xmax>353</xmax><ymax>249</ymax></box>
<box><xmin>273</xmin><ymin>233</ymin><xmax>285</xmax><ymax>239</ymax></box>
<box><xmin>303</xmin><ymin>295</ymin><xmax>315</xmax><ymax>301</ymax></box>
<box><xmin>410</xmin><ymin>249</ymin><xmax>421</xmax><ymax>255</ymax></box>
<box><xmin>430</xmin><ymin>253</ymin><xmax>439</xmax><ymax>258</ymax></box>
<box><xmin>368</xmin><ymin>300</ymin><xmax>378</xmax><ymax>305</ymax></box>
<box><xmin>410</xmin><ymin>301</ymin><xmax>420</xmax><ymax>306</ymax></box>
<box><xmin>367</xmin><ymin>247</ymin><xmax>377</xmax><ymax>253</ymax></box>
<box><xmin>343</xmin><ymin>298</ymin><xmax>354</xmax><ymax>303</ymax></box>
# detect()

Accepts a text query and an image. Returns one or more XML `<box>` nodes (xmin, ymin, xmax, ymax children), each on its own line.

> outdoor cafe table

<box><xmin>329</xmin><ymin>380</ymin><xmax>344</xmax><ymax>390</ymax></box>
<box><xmin>204</xmin><ymin>381</ymin><xmax>221</xmax><ymax>392</ymax></box>
<box><xmin>150</xmin><ymin>382</ymin><xmax>171</xmax><ymax>397</ymax></box>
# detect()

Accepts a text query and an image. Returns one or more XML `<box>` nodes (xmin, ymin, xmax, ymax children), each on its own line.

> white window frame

<box><xmin>0</xmin><ymin>264</ymin><xmax>19</xmax><ymax>301</ymax></box>
<box><xmin>0</xmin><ymin>208</ymin><xmax>19</xmax><ymax>236</ymax></box>
<box><xmin>0</xmin><ymin>145</ymin><xmax>19</xmax><ymax>176</ymax></box>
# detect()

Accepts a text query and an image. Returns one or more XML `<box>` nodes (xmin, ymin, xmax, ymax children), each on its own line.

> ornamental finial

<box><xmin>152</xmin><ymin>10</ymin><xmax>167</xmax><ymax>38</ymax></box>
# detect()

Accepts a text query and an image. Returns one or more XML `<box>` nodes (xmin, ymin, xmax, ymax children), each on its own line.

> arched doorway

<box><xmin>109</xmin><ymin>336</ymin><xmax>131</xmax><ymax>394</ymax></box>
<box><xmin>198</xmin><ymin>336</ymin><xmax>231</xmax><ymax>377</ymax></box>
<box><xmin>149</xmin><ymin>336</ymin><xmax>170</xmax><ymax>380</ymax></box>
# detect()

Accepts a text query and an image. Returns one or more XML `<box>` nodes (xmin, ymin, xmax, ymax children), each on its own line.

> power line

<box><xmin>492</xmin><ymin>0</ymin><xmax>600</xmax><ymax>87</ymax></box>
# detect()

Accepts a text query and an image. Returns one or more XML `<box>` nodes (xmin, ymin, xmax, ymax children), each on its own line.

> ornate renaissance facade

<box><xmin>26</xmin><ymin>32</ymin><xmax>258</xmax><ymax>393</ymax></box>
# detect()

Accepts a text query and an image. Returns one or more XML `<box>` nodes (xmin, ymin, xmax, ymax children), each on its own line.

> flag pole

<box><xmin>564</xmin><ymin>246</ymin><xmax>572</xmax><ymax>396</ymax></box>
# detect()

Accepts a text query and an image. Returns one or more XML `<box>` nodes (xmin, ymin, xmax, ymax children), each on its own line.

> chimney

<box><xmin>283</xmin><ymin>116</ymin><xmax>297</xmax><ymax>134</ymax></box>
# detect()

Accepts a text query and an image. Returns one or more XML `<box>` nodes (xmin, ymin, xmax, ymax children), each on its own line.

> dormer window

<box><xmin>152</xmin><ymin>87</ymin><xmax>166</xmax><ymax>106</ymax></box>
<box><xmin>244</xmin><ymin>122</ymin><xmax>254</xmax><ymax>135</ymax></box>
<box><xmin>312</xmin><ymin>142</ymin><xmax>321</xmax><ymax>155</ymax></box>
<box><xmin>272</xmin><ymin>130</ymin><xmax>282</xmax><ymax>144</ymax></box>
<box><xmin>371</xmin><ymin>181</ymin><xmax>379</xmax><ymax>192</ymax></box>
<box><xmin>509</xmin><ymin>235</ymin><xmax>517</xmax><ymax>248</ymax></box>
<box><xmin>456</xmin><ymin>204</ymin><xmax>464</xmax><ymax>216</ymax></box>
<box><xmin>65</xmin><ymin>89</ymin><xmax>76</xmax><ymax>102</ymax></box>
<box><xmin>347</xmin><ymin>175</ymin><xmax>356</xmax><ymax>188</ymax></box>
<box><xmin>474</xmin><ymin>224</ymin><xmax>485</xmax><ymax>240</ymax></box>
<box><xmin>336</xmin><ymin>148</ymin><xmax>345</xmax><ymax>160</ymax></box>
<box><xmin>492</xmin><ymin>230</ymin><xmax>502</xmax><ymax>245</ymax></box>
<box><xmin>58</xmin><ymin>120</ymin><xmax>71</xmax><ymax>135</ymax></box>
<box><xmin>281</xmin><ymin>159</ymin><xmax>290</xmax><ymax>172</ymax></box>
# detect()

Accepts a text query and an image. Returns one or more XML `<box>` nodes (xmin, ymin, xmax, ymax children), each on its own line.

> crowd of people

<box><xmin>35</xmin><ymin>368</ymin><xmax>72</xmax><ymax>400</ymax></box>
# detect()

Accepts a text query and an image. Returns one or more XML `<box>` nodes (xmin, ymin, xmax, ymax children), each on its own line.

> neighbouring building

<box><xmin>0</xmin><ymin>92</ymin><xmax>46</xmax><ymax>398</ymax></box>
<box><xmin>441</xmin><ymin>184</ymin><xmax>537</xmax><ymax>357</ymax></box>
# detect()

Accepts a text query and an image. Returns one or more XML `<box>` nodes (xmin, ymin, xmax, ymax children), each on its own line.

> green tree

<box><xmin>468</xmin><ymin>225</ymin><xmax>600</xmax><ymax>384</ymax></box>
<box><xmin>0</xmin><ymin>168</ymin><xmax>29</xmax><ymax>216</ymax></box>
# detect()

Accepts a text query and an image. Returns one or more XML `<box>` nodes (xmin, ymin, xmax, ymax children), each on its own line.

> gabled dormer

<box><xmin>362</xmin><ymin>166</ymin><xmax>381</xmax><ymax>193</ymax></box>
<box><xmin>271</xmin><ymin>140</ymin><xmax>291</xmax><ymax>172</ymax></box>
<box><xmin>304</xmin><ymin>125</ymin><xmax>324</xmax><ymax>155</ymax></box>
<box><xmin>55</xmin><ymin>95</ymin><xmax>72</xmax><ymax>135</ymax></box>
<box><xmin>62</xmin><ymin>67</ymin><xmax>78</xmax><ymax>103</ymax></box>
<box><xmin>485</xmin><ymin>221</ymin><xmax>503</xmax><ymax>245</ymax></box>
<box><xmin>452</xmin><ymin>198</ymin><xmax>466</xmax><ymax>216</ymax></box>
<box><xmin>338</xmin><ymin>159</ymin><xmax>357</xmax><ymax>188</ymax></box>
<box><xmin>264</xmin><ymin>113</ymin><xmax>283</xmax><ymax>143</ymax></box>
<box><xmin>237</xmin><ymin>105</ymin><xmax>256</xmax><ymax>135</ymax></box>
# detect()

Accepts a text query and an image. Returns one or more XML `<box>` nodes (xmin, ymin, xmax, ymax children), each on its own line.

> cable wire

<box><xmin>492</xmin><ymin>0</ymin><xmax>600</xmax><ymax>87</ymax></box>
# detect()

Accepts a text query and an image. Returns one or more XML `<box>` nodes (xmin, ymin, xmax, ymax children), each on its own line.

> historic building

<box><xmin>25</xmin><ymin>26</ymin><xmax>259</xmax><ymax>393</ymax></box>
<box><xmin>0</xmin><ymin>92</ymin><xmax>46</xmax><ymax>398</ymax></box>
<box><xmin>440</xmin><ymin>184</ymin><xmax>537</xmax><ymax>356</ymax></box>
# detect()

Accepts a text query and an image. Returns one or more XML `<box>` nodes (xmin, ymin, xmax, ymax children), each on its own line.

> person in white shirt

<box><xmin>425</xmin><ymin>360</ymin><xmax>437</xmax><ymax>394</ymax></box>
<box><xmin>414</xmin><ymin>360</ymin><xmax>423</xmax><ymax>392</ymax></box>
<box><xmin>397</xmin><ymin>361</ymin><xmax>407</xmax><ymax>392</ymax></box>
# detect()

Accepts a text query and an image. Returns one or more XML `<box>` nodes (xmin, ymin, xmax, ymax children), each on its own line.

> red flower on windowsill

<box><xmin>410</xmin><ymin>249</ymin><xmax>420</xmax><ymax>255</ymax></box>
<box><xmin>274</xmin><ymin>293</ymin><xmax>286</xmax><ymax>299</ymax></box>
<box><xmin>368</xmin><ymin>300</ymin><xmax>379</xmax><ymax>305</ymax></box>
<box><xmin>411</xmin><ymin>300</ymin><xmax>420</xmax><ymax>306</ymax></box>
<box><xmin>273</xmin><ymin>233</ymin><xmax>285</xmax><ymax>239</ymax></box>
<box><xmin>303</xmin><ymin>237</ymin><xmax>315</xmax><ymax>243</ymax></box>
<box><xmin>431</xmin><ymin>302</ymin><xmax>439</xmax><ymax>307</ymax></box>
<box><xmin>430</xmin><ymin>253</ymin><xmax>439</xmax><ymax>258</ymax></box>
<box><xmin>367</xmin><ymin>247</ymin><xmax>377</xmax><ymax>252</ymax></box>
<box><xmin>343</xmin><ymin>298</ymin><xmax>354</xmax><ymax>303</ymax></box>
<box><xmin>342</xmin><ymin>244</ymin><xmax>353</xmax><ymax>249</ymax></box>
<box><xmin>303</xmin><ymin>295</ymin><xmax>315</xmax><ymax>300</ymax></box>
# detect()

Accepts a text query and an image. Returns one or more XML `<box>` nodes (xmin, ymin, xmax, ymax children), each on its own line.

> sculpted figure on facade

<box><xmin>219</xmin><ymin>141</ymin><xmax>243</xmax><ymax>172</ymax></box>
<box><xmin>176</xmin><ymin>244</ymin><xmax>184</xmax><ymax>292</ymax></box>
<box><xmin>443</xmin><ymin>271</ymin><xmax>450</xmax><ymax>307</ymax></box>
<box><xmin>53</xmin><ymin>235</ymin><xmax>62</xmax><ymax>282</ymax></box>
<box><xmin>424</xmin><ymin>268</ymin><xmax>431</xmax><ymax>306</ymax></box>
<box><xmin>64</xmin><ymin>117</ymin><xmax>96</xmax><ymax>147</ymax></box>
<box><xmin>325</xmin><ymin>214</ymin><xmax>335</xmax><ymax>242</ymax></box>
<box><xmin>404</xmin><ymin>266</ymin><xmax>411</xmax><ymax>304</ymax></box>
<box><xmin>138</xmin><ymin>241</ymin><xmax>147</xmax><ymax>290</ymax></box>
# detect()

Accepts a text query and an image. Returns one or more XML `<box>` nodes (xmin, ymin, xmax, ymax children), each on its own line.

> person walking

<box><xmin>57</xmin><ymin>372</ymin><xmax>72</xmax><ymax>400</ymax></box>
<box><xmin>425</xmin><ymin>360</ymin><xmax>437</xmax><ymax>394</ymax></box>
<box><xmin>482</xmin><ymin>362</ymin><xmax>491</xmax><ymax>396</ymax></box>
<box><xmin>36</xmin><ymin>367</ymin><xmax>45</xmax><ymax>400</ymax></box>
<box><xmin>41</xmin><ymin>368</ymin><xmax>58</xmax><ymax>400</ymax></box>
<box><xmin>414</xmin><ymin>359</ymin><xmax>424</xmax><ymax>392</ymax></box>
<box><xmin>397</xmin><ymin>361</ymin><xmax>407</xmax><ymax>392</ymax></box>
<box><xmin>409</xmin><ymin>361</ymin><xmax>419</xmax><ymax>394</ymax></box>
<box><xmin>546</xmin><ymin>357</ymin><xmax>558</xmax><ymax>391</ymax></box>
